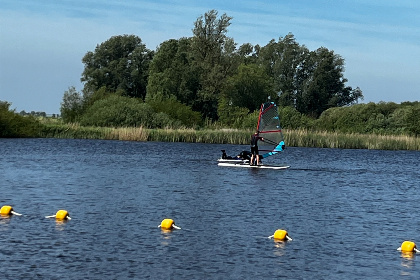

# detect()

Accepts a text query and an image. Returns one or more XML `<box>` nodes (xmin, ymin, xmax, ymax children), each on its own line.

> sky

<box><xmin>1</xmin><ymin>0</ymin><xmax>419</xmax><ymax>114</ymax></box>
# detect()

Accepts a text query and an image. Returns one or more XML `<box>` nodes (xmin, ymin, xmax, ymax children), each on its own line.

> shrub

<box><xmin>80</xmin><ymin>95</ymin><xmax>155</xmax><ymax>127</ymax></box>
<box><xmin>0</xmin><ymin>101</ymin><xmax>41</xmax><ymax>137</ymax></box>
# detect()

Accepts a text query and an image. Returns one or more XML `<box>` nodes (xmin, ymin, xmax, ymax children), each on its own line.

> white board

<box><xmin>217</xmin><ymin>158</ymin><xmax>248</xmax><ymax>164</ymax></box>
<box><xmin>217</xmin><ymin>162</ymin><xmax>290</xmax><ymax>170</ymax></box>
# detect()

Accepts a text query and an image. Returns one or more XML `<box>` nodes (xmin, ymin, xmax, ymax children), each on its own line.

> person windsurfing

<box><xmin>250</xmin><ymin>131</ymin><xmax>264</xmax><ymax>165</ymax></box>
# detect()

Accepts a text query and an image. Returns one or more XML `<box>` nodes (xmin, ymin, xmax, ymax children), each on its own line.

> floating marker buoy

<box><xmin>45</xmin><ymin>210</ymin><xmax>71</xmax><ymax>221</ymax></box>
<box><xmin>0</xmin><ymin>205</ymin><xmax>22</xmax><ymax>216</ymax></box>
<box><xmin>397</xmin><ymin>241</ymin><xmax>420</xmax><ymax>253</ymax></box>
<box><xmin>158</xmin><ymin>218</ymin><xmax>181</xmax><ymax>230</ymax></box>
<box><xmin>268</xmin><ymin>229</ymin><xmax>292</xmax><ymax>241</ymax></box>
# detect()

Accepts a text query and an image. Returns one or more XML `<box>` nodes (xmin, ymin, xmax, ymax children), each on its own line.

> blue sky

<box><xmin>1</xmin><ymin>0</ymin><xmax>419</xmax><ymax>114</ymax></box>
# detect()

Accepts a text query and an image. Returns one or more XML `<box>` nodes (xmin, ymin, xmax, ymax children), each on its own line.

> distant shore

<box><xmin>40</xmin><ymin>124</ymin><xmax>420</xmax><ymax>151</ymax></box>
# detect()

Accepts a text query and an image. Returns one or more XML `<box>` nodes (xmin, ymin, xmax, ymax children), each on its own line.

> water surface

<box><xmin>1</xmin><ymin>139</ymin><xmax>419</xmax><ymax>279</ymax></box>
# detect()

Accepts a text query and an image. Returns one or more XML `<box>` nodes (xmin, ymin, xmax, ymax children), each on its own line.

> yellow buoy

<box><xmin>0</xmin><ymin>205</ymin><xmax>12</xmax><ymax>215</ymax></box>
<box><xmin>55</xmin><ymin>210</ymin><xmax>70</xmax><ymax>221</ymax></box>
<box><xmin>398</xmin><ymin>241</ymin><xmax>419</xmax><ymax>253</ymax></box>
<box><xmin>158</xmin><ymin>218</ymin><xmax>181</xmax><ymax>230</ymax></box>
<box><xmin>45</xmin><ymin>209</ymin><xmax>71</xmax><ymax>220</ymax></box>
<box><xmin>0</xmin><ymin>205</ymin><xmax>22</xmax><ymax>216</ymax></box>
<box><xmin>269</xmin><ymin>229</ymin><xmax>292</xmax><ymax>241</ymax></box>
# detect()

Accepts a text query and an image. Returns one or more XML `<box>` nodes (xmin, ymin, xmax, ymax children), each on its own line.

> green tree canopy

<box><xmin>296</xmin><ymin>47</ymin><xmax>363</xmax><ymax>117</ymax></box>
<box><xmin>146</xmin><ymin>38</ymin><xmax>199</xmax><ymax>106</ymax></box>
<box><xmin>74</xmin><ymin>10</ymin><xmax>364</xmax><ymax>124</ymax></box>
<box><xmin>221</xmin><ymin>63</ymin><xmax>274</xmax><ymax>112</ymax></box>
<box><xmin>81</xmin><ymin>34</ymin><xmax>153</xmax><ymax>100</ymax></box>
<box><xmin>191</xmin><ymin>9</ymin><xmax>237</xmax><ymax>119</ymax></box>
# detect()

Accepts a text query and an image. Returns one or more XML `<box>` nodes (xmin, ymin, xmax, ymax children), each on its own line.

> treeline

<box><xmin>61</xmin><ymin>10</ymin><xmax>363</xmax><ymax>128</ymax></box>
<box><xmin>18</xmin><ymin>111</ymin><xmax>60</xmax><ymax>118</ymax></box>
<box><xmin>279</xmin><ymin>101</ymin><xmax>420</xmax><ymax>136</ymax></box>
<box><xmin>3</xmin><ymin>10</ymin><xmax>419</xmax><ymax>140</ymax></box>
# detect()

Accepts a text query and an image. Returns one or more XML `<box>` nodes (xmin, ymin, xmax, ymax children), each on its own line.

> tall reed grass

<box><xmin>39</xmin><ymin>124</ymin><xmax>419</xmax><ymax>150</ymax></box>
<box><xmin>284</xmin><ymin>129</ymin><xmax>420</xmax><ymax>150</ymax></box>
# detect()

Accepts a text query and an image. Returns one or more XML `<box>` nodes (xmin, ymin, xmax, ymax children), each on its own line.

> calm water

<box><xmin>1</xmin><ymin>138</ymin><xmax>419</xmax><ymax>279</ymax></box>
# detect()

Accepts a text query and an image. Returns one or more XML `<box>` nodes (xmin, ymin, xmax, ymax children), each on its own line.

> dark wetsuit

<box><xmin>250</xmin><ymin>134</ymin><xmax>262</xmax><ymax>155</ymax></box>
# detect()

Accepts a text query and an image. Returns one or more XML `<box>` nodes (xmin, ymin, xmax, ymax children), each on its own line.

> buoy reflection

<box><xmin>55</xmin><ymin>220</ymin><xmax>68</xmax><ymax>231</ymax></box>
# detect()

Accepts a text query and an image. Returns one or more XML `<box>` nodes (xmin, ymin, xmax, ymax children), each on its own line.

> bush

<box><xmin>147</xmin><ymin>96</ymin><xmax>202</xmax><ymax>127</ymax></box>
<box><xmin>0</xmin><ymin>101</ymin><xmax>41</xmax><ymax>137</ymax></box>
<box><xmin>80</xmin><ymin>95</ymin><xmax>156</xmax><ymax>127</ymax></box>
<box><xmin>278</xmin><ymin>106</ymin><xmax>314</xmax><ymax>129</ymax></box>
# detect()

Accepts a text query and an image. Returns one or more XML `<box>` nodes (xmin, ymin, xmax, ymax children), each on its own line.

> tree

<box><xmin>296</xmin><ymin>47</ymin><xmax>363</xmax><ymax>117</ymax></box>
<box><xmin>146</xmin><ymin>38</ymin><xmax>199</xmax><ymax>106</ymax></box>
<box><xmin>405</xmin><ymin>104</ymin><xmax>420</xmax><ymax>136</ymax></box>
<box><xmin>258</xmin><ymin>33</ymin><xmax>308</xmax><ymax>107</ymax></box>
<box><xmin>191</xmin><ymin>10</ymin><xmax>236</xmax><ymax>120</ymax></box>
<box><xmin>60</xmin><ymin>86</ymin><xmax>84</xmax><ymax>123</ymax></box>
<box><xmin>221</xmin><ymin>63</ymin><xmax>274</xmax><ymax>112</ymax></box>
<box><xmin>81</xmin><ymin>34</ymin><xmax>153</xmax><ymax>100</ymax></box>
<box><xmin>257</xmin><ymin>34</ymin><xmax>362</xmax><ymax>117</ymax></box>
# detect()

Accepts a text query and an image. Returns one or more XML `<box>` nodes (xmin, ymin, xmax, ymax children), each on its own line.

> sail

<box><xmin>256</xmin><ymin>102</ymin><xmax>285</xmax><ymax>159</ymax></box>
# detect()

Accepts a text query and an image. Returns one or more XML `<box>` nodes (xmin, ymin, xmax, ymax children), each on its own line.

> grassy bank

<box><xmin>40</xmin><ymin>124</ymin><xmax>420</xmax><ymax>150</ymax></box>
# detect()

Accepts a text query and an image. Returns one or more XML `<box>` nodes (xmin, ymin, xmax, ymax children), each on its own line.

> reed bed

<box><xmin>39</xmin><ymin>124</ymin><xmax>419</xmax><ymax>150</ymax></box>
<box><xmin>105</xmin><ymin>127</ymin><xmax>148</xmax><ymax>141</ymax></box>
<box><xmin>285</xmin><ymin>129</ymin><xmax>420</xmax><ymax>150</ymax></box>
<box><xmin>147</xmin><ymin>128</ymin><xmax>250</xmax><ymax>144</ymax></box>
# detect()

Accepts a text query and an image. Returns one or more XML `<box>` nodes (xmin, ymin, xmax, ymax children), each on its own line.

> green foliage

<box><xmin>278</xmin><ymin>106</ymin><xmax>314</xmax><ymax>129</ymax></box>
<box><xmin>257</xmin><ymin>35</ymin><xmax>363</xmax><ymax>117</ymax></box>
<box><xmin>315</xmin><ymin>102</ymin><xmax>420</xmax><ymax>135</ymax></box>
<box><xmin>258</xmin><ymin>34</ymin><xmax>306</xmax><ymax>107</ymax></box>
<box><xmin>146</xmin><ymin>38</ymin><xmax>199</xmax><ymax>107</ymax></box>
<box><xmin>81</xmin><ymin>34</ymin><xmax>153</xmax><ymax>99</ymax></box>
<box><xmin>80</xmin><ymin>95</ymin><xmax>156</xmax><ymax>128</ymax></box>
<box><xmin>147</xmin><ymin>95</ymin><xmax>202</xmax><ymax>128</ymax></box>
<box><xmin>221</xmin><ymin>64</ymin><xmax>274</xmax><ymax>112</ymax></box>
<box><xmin>0</xmin><ymin>101</ymin><xmax>41</xmax><ymax>137</ymax></box>
<box><xmin>404</xmin><ymin>103</ymin><xmax>420</xmax><ymax>136</ymax></box>
<box><xmin>240</xmin><ymin>110</ymin><xmax>260</xmax><ymax>129</ymax></box>
<box><xmin>55</xmin><ymin>9</ymin><xmax>418</xmax><ymax>134</ymax></box>
<box><xmin>60</xmin><ymin>86</ymin><xmax>84</xmax><ymax>123</ymax></box>
<box><xmin>217</xmin><ymin>96</ymin><xmax>250</xmax><ymax>128</ymax></box>
<box><xmin>191</xmin><ymin>10</ymin><xmax>237</xmax><ymax>120</ymax></box>
<box><xmin>295</xmin><ymin>47</ymin><xmax>363</xmax><ymax>117</ymax></box>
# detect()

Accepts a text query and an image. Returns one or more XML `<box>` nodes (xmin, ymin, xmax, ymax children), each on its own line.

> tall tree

<box><xmin>191</xmin><ymin>10</ymin><xmax>236</xmax><ymax>120</ymax></box>
<box><xmin>146</xmin><ymin>38</ymin><xmax>199</xmax><ymax>106</ymax></box>
<box><xmin>258</xmin><ymin>33</ymin><xmax>308</xmax><ymax>107</ymax></box>
<box><xmin>296</xmin><ymin>47</ymin><xmax>363</xmax><ymax>117</ymax></box>
<box><xmin>81</xmin><ymin>34</ymin><xmax>153</xmax><ymax>100</ymax></box>
<box><xmin>221</xmin><ymin>63</ymin><xmax>274</xmax><ymax>112</ymax></box>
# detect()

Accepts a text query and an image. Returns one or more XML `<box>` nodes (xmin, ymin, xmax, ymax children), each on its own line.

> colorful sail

<box><xmin>256</xmin><ymin>102</ymin><xmax>285</xmax><ymax>159</ymax></box>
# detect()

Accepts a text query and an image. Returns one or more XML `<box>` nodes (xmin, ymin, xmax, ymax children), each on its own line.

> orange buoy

<box><xmin>0</xmin><ymin>205</ymin><xmax>22</xmax><ymax>216</ymax></box>
<box><xmin>269</xmin><ymin>229</ymin><xmax>292</xmax><ymax>241</ymax></box>
<box><xmin>158</xmin><ymin>218</ymin><xmax>181</xmax><ymax>230</ymax></box>
<box><xmin>398</xmin><ymin>241</ymin><xmax>420</xmax><ymax>253</ymax></box>
<box><xmin>45</xmin><ymin>209</ymin><xmax>71</xmax><ymax>220</ymax></box>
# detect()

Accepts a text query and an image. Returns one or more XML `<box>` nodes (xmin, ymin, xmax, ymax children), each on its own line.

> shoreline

<box><xmin>39</xmin><ymin>124</ymin><xmax>420</xmax><ymax>151</ymax></box>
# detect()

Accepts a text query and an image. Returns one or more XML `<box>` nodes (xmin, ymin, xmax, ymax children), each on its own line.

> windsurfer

<box><xmin>250</xmin><ymin>131</ymin><xmax>264</xmax><ymax>165</ymax></box>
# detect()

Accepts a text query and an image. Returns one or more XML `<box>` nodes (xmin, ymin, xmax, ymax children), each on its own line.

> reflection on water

<box><xmin>1</xmin><ymin>139</ymin><xmax>419</xmax><ymax>279</ymax></box>
<box><xmin>400</xmin><ymin>253</ymin><xmax>416</xmax><ymax>276</ymax></box>
<box><xmin>273</xmin><ymin>240</ymin><xmax>287</xmax><ymax>257</ymax></box>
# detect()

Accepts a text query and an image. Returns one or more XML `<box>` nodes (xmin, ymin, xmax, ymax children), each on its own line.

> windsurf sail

<box><xmin>256</xmin><ymin>102</ymin><xmax>285</xmax><ymax>159</ymax></box>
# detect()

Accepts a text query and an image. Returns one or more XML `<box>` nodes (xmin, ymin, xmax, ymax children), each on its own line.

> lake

<box><xmin>1</xmin><ymin>138</ymin><xmax>419</xmax><ymax>279</ymax></box>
